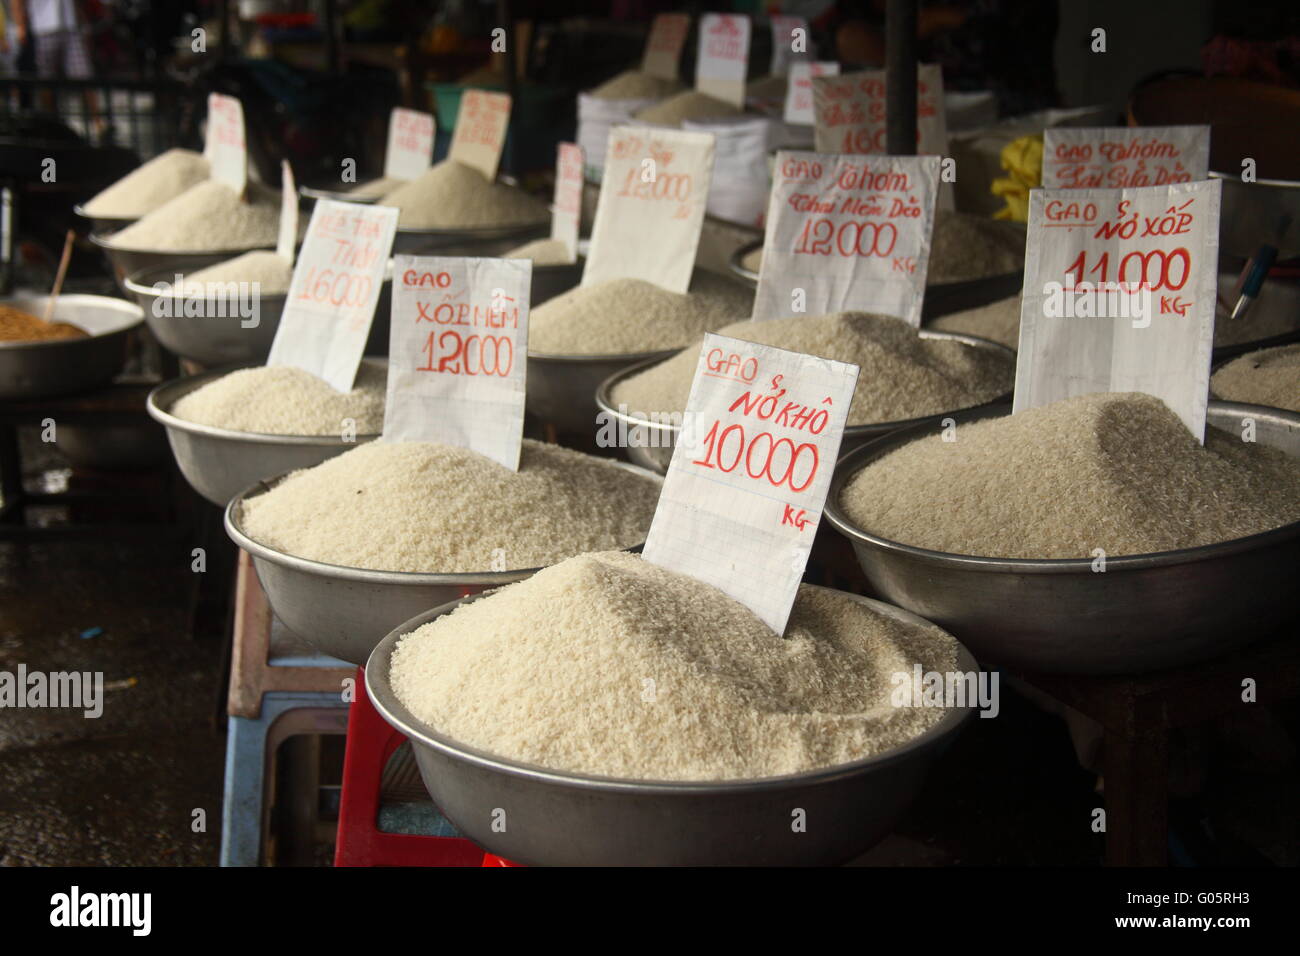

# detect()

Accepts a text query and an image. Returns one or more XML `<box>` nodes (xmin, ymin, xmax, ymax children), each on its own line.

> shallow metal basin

<box><xmin>0</xmin><ymin>293</ymin><xmax>143</xmax><ymax>399</ymax></box>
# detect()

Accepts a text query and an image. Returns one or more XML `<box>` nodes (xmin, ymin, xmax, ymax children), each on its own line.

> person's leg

<box><xmin>60</xmin><ymin>29</ymin><xmax>104</xmax><ymax>141</ymax></box>
<box><xmin>32</xmin><ymin>32</ymin><xmax>61</xmax><ymax>112</ymax></box>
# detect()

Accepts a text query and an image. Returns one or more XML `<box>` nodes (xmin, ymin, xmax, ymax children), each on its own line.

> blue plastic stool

<box><xmin>220</xmin><ymin>691</ymin><xmax>349</xmax><ymax>867</ymax></box>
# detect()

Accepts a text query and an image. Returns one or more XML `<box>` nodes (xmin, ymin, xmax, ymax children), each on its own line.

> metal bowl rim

<box><xmin>145</xmin><ymin>362</ymin><xmax>386</xmax><ymax>445</ymax></box>
<box><xmin>527</xmin><ymin>346</ymin><xmax>681</xmax><ymax>364</ymax></box>
<box><xmin>72</xmin><ymin>203</ymin><xmax>136</xmax><ymax>225</ymax></box>
<box><xmin>89</xmin><ymin>231</ymin><xmax>275</xmax><ymax>257</ymax></box>
<box><xmin>393</xmin><ymin>220</ymin><xmax>549</xmax><ymax>241</ymax></box>
<box><xmin>0</xmin><ymin>293</ymin><xmax>144</xmax><ymax>352</ymax></box>
<box><xmin>823</xmin><ymin>399</ymin><xmax>1300</xmax><ymax>572</ymax></box>
<box><xmin>365</xmin><ymin>586</ymin><xmax>977</xmax><ymax>794</ymax></box>
<box><xmin>123</xmin><ymin>267</ymin><xmax>291</xmax><ymax>306</ymax></box>
<box><xmin>593</xmin><ymin>329</ymin><xmax>1016</xmax><ymax>435</ymax></box>
<box><xmin>224</xmin><ymin>459</ymin><xmax>664</xmax><ymax>586</ymax></box>
<box><xmin>1208</xmin><ymin>169</ymin><xmax>1300</xmax><ymax>190</ymax></box>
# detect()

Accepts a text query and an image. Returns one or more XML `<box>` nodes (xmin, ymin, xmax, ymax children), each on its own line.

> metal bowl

<box><xmin>72</xmin><ymin>203</ymin><xmax>136</xmax><ymax>236</ymax></box>
<box><xmin>1211</xmin><ymin>268</ymin><xmax>1300</xmax><ymax>361</ymax></box>
<box><xmin>224</xmin><ymin>460</ymin><xmax>664</xmax><ymax>665</ymax></box>
<box><xmin>824</xmin><ymin>401</ymin><xmax>1300</xmax><ymax>676</ymax></box>
<box><xmin>391</xmin><ymin>221</ymin><xmax>548</xmax><ymax>256</ymax></box>
<box><xmin>595</xmin><ymin>330</ymin><xmax>1016</xmax><ymax>474</ymax></box>
<box><xmin>528</xmin><ymin>347</ymin><xmax>678</xmax><ymax>439</ymax></box>
<box><xmin>124</xmin><ymin>265</ymin><xmax>395</xmax><ymax>365</ymax></box>
<box><xmin>531</xmin><ymin>258</ymin><xmax>583</xmax><ymax>306</ymax></box>
<box><xmin>727</xmin><ymin>238</ymin><xmax>1025</xmax><ymax>318</ymax></box>
<box><xmin>146</xmin><ymin>361</ymin><xmax>385</xmax><ymax>506</ymax></box>
<box><xmin>365</xmin><ymin>588</ymin><xmax>976</xmax><ymax>866</ymax></box>
<box><xmin>89</xmin><ymin>233</ymin><xmax>273</xmax><ymax>296</ymax></box>
<box><xmin>0</xmin><ymin>294</ymin><xmax>143</xmax><ymax>399</ymax></box>
<box><xmin>298</xmin><ymin>184</ymin><xmax>380</xmax><ymax>204</ymax></box>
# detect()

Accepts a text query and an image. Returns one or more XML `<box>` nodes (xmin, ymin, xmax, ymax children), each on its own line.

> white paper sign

<box><xmin>448</xmin><ymin>90</ymin><xmax>511</xmax><ymax>181</ymax></box>
<box><xmin>1042</xmin><ymin>125</ymin><xmax>1211</xmax><ymax>190</ymax></box>
<box><xmin>267</xmin><ymin>199</ymin><xmax>400</xmax><ymax>392</ymax></box>
<box><xmin>642</xmin><ymin>333</ymin><xmax>859</xmax><ymax>634</ymax></box>
<box><xmin>784</xmin><ymin>62</ymin><xmax>840</xmax><ymax>125</ymax></box>
<box><xmin>1015</xmin><ymin>179</ymin><xmax>1222</xmax><ymax>441</ymax></box>
<box><xmin>384</xmin><ymin>107</ymin><xmax>435</xmax><ymax>181</ymax></box>
<box><xmin>384</xmin><ymin>256</ymin><xmax>530</xmax><ymax>470</ymax></box>
<box><xmin>770</xmin><ymin>15</ymin><xmax>810</xmax><ymax>76</ymax></box>
<box><xmin>551</xmin><ymin>142</ymin><xmax>583</xmax><ymax>262</ymax></box>
<box><xmin>277</xmin><ymin>160</ymin><xmax>297</xmax><ymax>263</ymax></box>
<box><xmin>753</xmin><ymin>152</ymin><xmax>939</xmax><ymax>325</ymax></box>
<box><xmin>696</xmin><ymin>13</ymin><xmax>751</xmax><ymax>107</ymax></box>
<box><xmin>204</xmin><ymin>93</ymin><xmax>247</xmax><ymax>196</ymax></box>
<box><xmin>582</xmin><ymin>126</ymin><xmax>715</xmax><ymax>294</ymax></box>
<box><xmin>642</xmin><ymin>13</ymin><xmax>690</xmax><ymax>80</ymax></box>
<box><xmin>813</xmin><ymin>64</ymin><xmax>947</xmax><ymax>158</ymax></box>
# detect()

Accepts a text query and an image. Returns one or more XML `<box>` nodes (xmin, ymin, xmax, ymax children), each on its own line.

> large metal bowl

<box><xmin>89</xmin><ymin>233</ymin><xmax>273</xmax><ymax>296</ymax></box>
<box><xmin>124</xmin><ymin>265</ymin><xmax>395</xmax><ymax>365</ymax></box>
<box><xmin>1211</xmin><ymin>268</ymin><xmax>1300</xmax><ymax>361</ymax></box>
<box><xmin>146</xmin><ymin>361</ymin><xmax>384</xmax><ymax>505</ymax></box>
<box><xmin>0</xmin><ymin>294</ymin><xmax>143</xmax><ymax>399</ymax></box>
<box><xmin>224</xmin><ymin>460</ymin><xmax>664</xmax><ymax>665</ymax></box>
<box><xmin>824</xmin><ymin>401</ymin><xmax>1300</xmax><ymax>675</ymax></box>
<box><xmin>365</xmin><ymin>588</ymin><xmax>976</xmax><ymax>866</ymax></box>
<box><xmin>527</xmin><ymin>347</ymin><xmax>678</xmax><ymax>439</ymax></box>
<box><xmin>298</xmin><ymin>184</ymin><xmax>380</xmax><ymax>204</ymax></box>
<box><xmin>391</xmin><ymin>221</ymin><xmax>547</xmax><ymax>256</ymax></box>
<box><xmin>530</xmin><ymin>258</ymin><xmax>583</xmax><ymax>306</ymax></box>
<box><xmin>727</xmin><ymin>238</ymin><xmax>1025</xmax><ymax>318</ymax></box>
<box><xmin>595</xmin><ymin>330</ymin><xmax>1016</xmax><ymax>474</ymax></box>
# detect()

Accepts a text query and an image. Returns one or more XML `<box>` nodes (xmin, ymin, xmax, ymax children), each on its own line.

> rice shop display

<box><xmin>9</xmin><ymin>0</ymin><xmax>1300</xmax><ymax>889</ymax></box>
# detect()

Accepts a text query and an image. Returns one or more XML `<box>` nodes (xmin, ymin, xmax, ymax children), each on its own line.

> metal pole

<box><xmin>885</xmin><ymin>0</ymin><xmax>918</xmax><ymax>155</ymax></box>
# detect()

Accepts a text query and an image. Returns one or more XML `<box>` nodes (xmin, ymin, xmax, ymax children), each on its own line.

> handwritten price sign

<box><xmin>383</xmin><ymin>255</ymin><xmax>530</xmax><ymax>469</ymax></box>
<box><xmin>1016</xmin><ymin>179</ymin><xmax>1222</xmax><ymax>441</ymax></box>
<box><xmin>642</xmin><ymin>334</ymin><xmax>859</xmax><ymax>634</ymax></box>
<box><xmin>551</xmin><ymin>143</ymin><xmax>583</xmax><ymax>262</ymax></box>
<box><xmin>642</xmin><ymin>13</ymin><xmax>690</xmax><ymax>80</ymax></box>
<box><xmin>582</xmin><ymin>125</ymin><xmax>715</xmax><ymax>293</ymax></box>
<box><xmin>812</xmin><ymin>63</ymin><xmax>947</xmax><ymax>158</ymax></box>
<box><xmin>1043</xmin><ymin>125</ymin><xmax>1210</xmax><ymax>190</ymax></box>
<box><xmin>384</xmin><ymin>107</ymin><xmax>435</xmax><ymax>181</ymax></box>
<box><xmin>784</xmin><ymin>62</ymin><xmax>840</xmax><ymax>125</ymax></box>
<box><xmin>204</xmin><ymin>93</ymin><xmax>247</xmax><ymax>195</ymax></box>
<box><xmin>449</xmin><ymin>90</ymin><xmax>511</xmax><ymax>181</ymax></box>
<box><xmin>696</xmin><ymin>13</ymin><xmax>751</xmax><ymax>107</ymax></box>
<box><xmin>267</xmin><ymin>199</ymin><xmax>399</xmax><ymax>392</ymax></box>
<box><xmin>753</xmin><ymin>151</ymin><xmax>939</xmax><ymax>325</ymax></box>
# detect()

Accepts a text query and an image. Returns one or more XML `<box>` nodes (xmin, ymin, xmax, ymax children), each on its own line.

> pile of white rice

<box><xmin>389</xmin><ymin>550</ymin><xmax>958</xmax><ymax>781</ymax></box>
<box><xmin>838</xmin><ymin>391</ymin><xmax>1300</xmax><ymax>558</ymax></box>
<box><xmin>529</xmin><ymin>272</ymin><xmax>753</xmax><ymax>355</ymax></box>
<box><xmin>1210</xmin><ymin>344</ymin><xmax>1300</xmax><ymax>412</ymax></box>
<box><xmin>82</xmin><ymin>149</ymin><xmax>211</xmax><ymax>219</ymax></box>
<box><xmin>168</xmin><ymin>251</ymin><xmax>294</xmax><ymax>297</ymax></box>
<box><xmin>613</xmin><ymin>312</ymin><xmax>1013</xmax><ymax>426</ymax></box>
<box><xmin>634</xmin><ymin>91</ymin><xmax>744</xmax><ymax>126</ymax></box>
<box><xmin>171</xmin><ymin>362</ymin><xmax>386</xmax><ymax>435</ymax></box>
<box><xmin>106</xmin><ymin>179</ymin><xmax>283</xmax><ymax>251</ymax></box>
<box><xmin>238</xmin><ymin>439</ymin><xmax>661</xmax><ymax>572</ymax></box>
<box><xmin>504</xmin><ymin>237</ymin><xmax>574</xmax><ymax>265</ymax></box>
<box><xmin>928</xmin><ymin>295</ymin><xmax>1022</xmax><ymax>348</ymax></box>
<box><xmin>378</xmin><ymin>160</ymin><xmax>549</xmax><ymax>230</ymax></box>
<box><xmin>590</xmin><ymin>70</ymin><xmax>683</xmax><ymax>100</ymax></box>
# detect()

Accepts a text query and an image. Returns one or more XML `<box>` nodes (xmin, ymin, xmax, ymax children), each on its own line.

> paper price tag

<box><xmin>642</xmin><ymin>13</ymin><xmax>690</xmax><ymax>80</ymax></box>
<box><xmin>784</xmin><ymin>62</ymin><xmax>839</xmax><ymax>125</ymax></box>
<box><xmin>267</xmin><ymin>199</ymin><xmax>400</xmax><ymax>392</ymax></box>
<box><xmin>277</xmin><ymin>160</ymin><xmax>297</xmax><ymax>263</ymax></box>
<box><xmin>384</xmin><ymin>107</ymin><xmax>435</xmax><ymax>181</ymax></box>
<box><xmin>770</xmin><ymin>15</ymin><xmax>810</xmax><ymax>76</ymax></box>
<box><xmin>642</xmin><ymin>333</ymin><xmax>859</xmax><ymax>635</ymax></box>
<box><xmin>753</xmin><ymin>152</ymin><xmax>939</xmax><ymax>325</ymax></box>
<box><xmin>1015</xmin><ymin>179</ymin><xmax>1222</xmax><ymax>441</ymax></box>
<box><xmin>384</xmin><ymin>256</ymin><xmax>530</xmax><ymax>470</ymax></box>
<box><xmin>582</xmin><ymin>125</ymin><xmax>715</xmax><ymax>294</ymax></box>
<box><xmin>1043</xmin><ymin>125</ymin><xmax>1210</xmax><ymax>189</ymax></box>
<box><xmin>551</xmin><ymin>143</ymin><xmax>583</xmax><ymax>262</ymax></box>
<box><xmin>696</xmin><ymin>13</ymin><xmax>751</xmax><ymax>107</ymax></box>
<box><xmin>204</xmin><ymin>93</ymin><xmax>247</xmax><ymax>196</ymax></box>
<box><xmin>813</xmin><ymin>63</ymin><xmax>947</xmax><ymax>157</ymax></box>
<box><xmin>449</xmin><ymin>90</ymin><xmax>511</xmax><ymax>181</ymax></box>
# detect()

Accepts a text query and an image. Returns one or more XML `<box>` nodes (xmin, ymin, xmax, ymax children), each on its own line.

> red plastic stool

<box><xmin>335</xmin><ymin>668</ymin><xmax>488</xmax><ymax>866</ymax></box>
